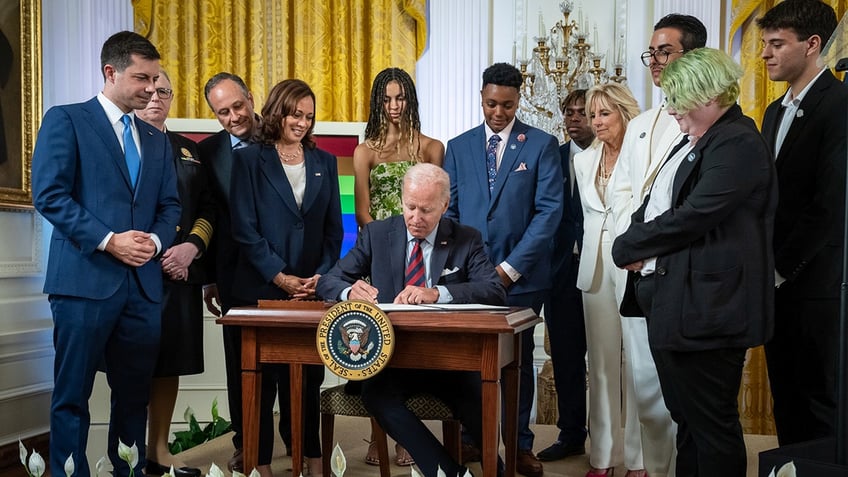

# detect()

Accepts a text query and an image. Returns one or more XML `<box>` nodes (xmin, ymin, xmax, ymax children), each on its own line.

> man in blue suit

<box><xmin>537</xmin><ymin>89</ymin><xmax>593</xmax><ymax>462</ymax></box>
<box><xmin>31</xmin><ymin>31</ymin><xmax>180</xmax><ymax>477</ymax></box>
<box><xmin>444</xmin><ymin>62</ymin><xmax>563</xmax><ymax>477</ymax></box>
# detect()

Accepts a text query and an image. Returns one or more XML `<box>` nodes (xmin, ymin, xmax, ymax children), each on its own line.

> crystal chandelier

<box><xmin>516</xmin><ymin>1</ymin><xmax>627</xmax><ymax>143</ymax></box>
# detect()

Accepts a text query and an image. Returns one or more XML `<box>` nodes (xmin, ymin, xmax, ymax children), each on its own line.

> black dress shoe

<box><xmin>536</xmin><ymin>440</ymin><xmax>586</xmax><ymax>461</ymax></box>
<box><xmin>146</xmin><ymin>460</ymin><xmax>202</xmax><ymax>477</ymax></box>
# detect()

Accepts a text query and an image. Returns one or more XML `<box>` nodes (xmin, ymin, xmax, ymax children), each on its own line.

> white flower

<box><xmin>18</xmin><ymin>439</ymin><xmax>27</xmax><ymax>467</ymax></box>
<box><xmin>117</xmin><ymin>439</ymin><xmax>138</xmax><ymax>470</ymax></box>
<box><xmin>183</xmin><ymin>406</ymin><xmax>195</xmax><ymax>423</ymax></box>
<box><xmin>207</xmin><ymin>463</ymin><xmax>225</xmax><ymax>477</ymax></box>
<box><xmin>28</xmin><ymin>450</ymin><xmax>46</xmax><ymax>477</ymax></box>
<box><xmin>436</xmin><ymin>465</ymin><xmax>446</xmax><ymax>477</ymax></box>
<box><xmin>166</xmin><ymin>465</ymin><xmax>176</xmax><ymax>477</ymax></box>
<box><xmin>64</xmin><ymin>453</ymin><xmax>75</xmax><ymax>477</ymax></box>
<box><xmin>460</xmin><ymin>469</ymin><xmax>473</xmax><ymax>477</ymax></box>
<box><xmin>95</xmin><ymin>456</ymin><xmax>108</xmax><ymax>477</ymax></box>
<box><xmin>330</xmin><ymin>443</ymin><xmax>346</xmax><ymax>476</ymax></box>
<box><xmin>247</xmin><ymin>469</ymin><xmax>260</xmax><ymax>477</ymax></box>
<box><xmin>411</xmin><ymin>466</ymin><xmax>423</xmax><ymax>477</ymax></box>
<box><xmin>232</xmin><ymin>471</ymin><xmax>247</xmax><ymax>477</ymax></box>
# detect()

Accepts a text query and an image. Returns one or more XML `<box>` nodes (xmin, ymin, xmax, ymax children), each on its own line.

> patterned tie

<box><xmin>121</xmin><ymin>114</ymin><xmax>140</xmax><ymax>187</ymax></box>
<box><xmin>404</xmin><ymin>239</ymin><xmax>426</xmax><ymax>287</ymax></box>
<box><xmin>486</xmin><ymin>134</ymin><xmax>501</xmax><ymax>193</ymax></box>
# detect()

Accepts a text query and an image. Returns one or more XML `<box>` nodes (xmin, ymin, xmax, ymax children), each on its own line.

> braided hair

<box><xmin>363</xmin><ymin>67</ymin><xmax>422</xmax><ymax>161</ymax></box>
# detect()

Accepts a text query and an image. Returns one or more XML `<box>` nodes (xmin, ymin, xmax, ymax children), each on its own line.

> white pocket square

<box><xmin>441</xmin><ymin>266</ymin><xmax>460</xmax><ymax>276</ymax></box>
<box><xmin>515</xmin><ymin>162</ymin><xmax>528</xmax><ymax>172</ymax></box>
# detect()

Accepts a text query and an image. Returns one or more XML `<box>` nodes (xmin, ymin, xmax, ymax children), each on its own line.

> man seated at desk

<box><xmin>317</xmin><ymin>162</ymin><xmax>506</xmax><ymax>477</ymax></box>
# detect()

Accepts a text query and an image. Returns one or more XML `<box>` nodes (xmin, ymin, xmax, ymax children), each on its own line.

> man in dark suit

<box><xmin>31</xmin><ymin>31</ymin><xmax>180</xmax><ymax>477</ymax></box>
<box><xmin>196</xmin><ymin>72</ymin><xmax>269</xmax><ymax>471</ymax></box>
<box><xmin>443</xmin><ymin>62</ymin><xmax>562</xmax><ymax>477</ymax></box>
<box><xmin>757</xmin><ymin>0</ymin><xmax>848</xmax><ymax>446</ymax></box>
<box><xmin>317</xmin><ymin>163</ymin><xmax>506</xmax><ymax>477</ymax></box>
<box><xmin>537</xmin><ymin>89</ymin><xmax>592</xmax><ymax>462</ymax></box>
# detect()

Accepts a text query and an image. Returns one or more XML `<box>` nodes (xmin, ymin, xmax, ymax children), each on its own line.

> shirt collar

<box><xmin>406</xmin><ymin>223</ymin><xmax>440</xmax><ymax>246</ymax></box>
<box><xmin>230</xmin><ymin>134</ymin><xmax>244</xmax><ymax>149</ymax></box>
<box><xmin>484</xmin><ymin>117</ymin><xmax>517</xmax><ymax>143</ymax></box>
<box><xmin>782</xmin><ymin>67</ymin><xmax>827</xmax><ymax>107</ymax></box>
<box><xmin>97</xmin><ymin>92</ymin><xmax>133</xmax><ymax>126</ymax></box>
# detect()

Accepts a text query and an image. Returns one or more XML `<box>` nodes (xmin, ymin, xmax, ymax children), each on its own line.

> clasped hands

<box><xmin>348</xmin><ymin>279</ymin><xmax>439</xmax><ymax>305</ymax></box>
<box><xmin>274</xmin><ymin>272</ymin><xmax>320</xmax><ymax>299</ymax></box>
<box><xmin>161</xmin><ymin>242</ymin><xmax>199</xmax><ymax>281</ymax></box>
<box><xmin>105</xmin><ymin>230</ymin><xmax>156</xmax><ymax>267</ymax></box>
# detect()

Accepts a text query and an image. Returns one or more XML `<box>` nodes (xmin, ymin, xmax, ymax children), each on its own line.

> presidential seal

<box><xmin>316</xmin><ymin>300</ymin><xmax>395</xmax><ymax>380</ymax></box>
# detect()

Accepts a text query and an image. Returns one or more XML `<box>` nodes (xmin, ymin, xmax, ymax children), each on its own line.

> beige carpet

<box><xmin>176</xmin><ymin>416</ymin><xmax>779</xmax><ymax>477</ymax></box>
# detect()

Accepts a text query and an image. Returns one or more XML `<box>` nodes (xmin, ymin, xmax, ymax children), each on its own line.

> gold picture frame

<box><xmin>0</xmin><ymin>0</ymin><xmax>40</xmax><ymax>208</ymax></box>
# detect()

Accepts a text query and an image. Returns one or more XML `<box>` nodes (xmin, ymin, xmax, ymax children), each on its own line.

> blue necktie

<box><xmin>121</xmin><ymin>114</ymin><xmax>140</xmax><ymax>187</ymax></box>
<box><xmin>486</xmin><ymin>134</ymin><xmax>501</xmax><ymax>193</ymax></box>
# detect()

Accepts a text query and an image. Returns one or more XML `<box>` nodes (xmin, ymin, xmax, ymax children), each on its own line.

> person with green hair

<box><xmin>611</xmin><ymin>47</ymin><xmax>778</xmax><ymax>476</ymax></box>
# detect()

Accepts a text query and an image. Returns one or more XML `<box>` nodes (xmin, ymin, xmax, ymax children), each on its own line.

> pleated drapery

<box><xmin>730</xmin><ymin>0</ymin><xmax>847</xmax><ymax>129</ymax></box>
<box><xmin>132</xmin><ymin>0</ymin><xmax>426</xmax><ymax>121</ymax></box>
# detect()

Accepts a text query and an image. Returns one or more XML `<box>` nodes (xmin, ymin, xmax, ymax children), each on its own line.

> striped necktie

<box><xmin>404</xmin><ymin>239</ymin><xmax>426</xmax><ymax>287</ymax></box>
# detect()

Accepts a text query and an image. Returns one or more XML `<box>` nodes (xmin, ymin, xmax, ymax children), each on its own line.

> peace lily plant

<box><xmin>19</xmin><ymin>437</ymin><xmax>472</xmax><ymax>477</ymax></box>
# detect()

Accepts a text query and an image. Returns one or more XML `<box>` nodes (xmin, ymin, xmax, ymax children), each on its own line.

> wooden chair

<box><xmin>320</xmin><ymin>384</ymin><xmax>462</xmax><ymax>476</ymax></box>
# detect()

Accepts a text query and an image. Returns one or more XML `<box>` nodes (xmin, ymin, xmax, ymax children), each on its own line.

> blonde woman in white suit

<box><xmin>574</xmin><ymin>83</ymin><xmax>644</xmax><ymax>477</ymax></box>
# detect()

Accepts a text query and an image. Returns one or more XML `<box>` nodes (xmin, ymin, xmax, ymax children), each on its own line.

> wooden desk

<box><xmin>219</xmin><ymin>303</ymin><xmax>539</xmax><ymax>477</ymax></box>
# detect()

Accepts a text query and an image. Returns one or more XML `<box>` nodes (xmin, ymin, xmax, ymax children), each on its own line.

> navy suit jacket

<box><xmin>197</xmin><ymin>130</ymin><xmax>240</xmax><ymax>310</ymax></box>
<box><xmin>229</xmin><ymin>143</ymin><xmax>343</xmax><ymax>304</ymax></box>
<box><xmin>553</xmin><ymin>142</ymin><xmax>583</xmax><ymax>261</ymax></box>
<box><xmin>32</xmin><ymin>97</ymin><xmax>180</xmax><ymax>302</ymax></box>
<box><xmin>444</xmin><ymin>120</ymin><xmax>562</xmax><ymax>295</ymax></box>
<box><xmin>316</xmin><ymin>216</ymin><xmax>506</xmax><ymax>305</ymax></box>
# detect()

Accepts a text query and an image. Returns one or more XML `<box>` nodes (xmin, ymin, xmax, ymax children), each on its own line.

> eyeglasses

<box><xmin>640</xmin><ymin>49</ymin><xmax>685</xmax><ymax>67</ymax></box>
<box><xmin>154</xmin><ymin>87</ymin><xmax>173</xmax><ymax>99</ymax></box>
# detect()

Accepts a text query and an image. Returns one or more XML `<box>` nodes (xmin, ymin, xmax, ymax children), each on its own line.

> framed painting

<box><xmin>167</xmin><ymin>119</ymin><xmax>365</xmax><ymax>256</ymax></box>
<box><xmin>0</xmin><ymin>0</ymin><xmax>40</xmax><ymax>208</ymax></box>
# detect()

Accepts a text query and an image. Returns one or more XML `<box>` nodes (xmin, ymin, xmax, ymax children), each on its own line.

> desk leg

<box><xmin>502</xmin><ymin>334</ymin><xmax>522</xmax><ymax>477</ymax></box>
<box><xmin>241</xmin><ymin>338</ymin><xmax>262</xmax><ymax>474</ymax></box>
<box><xmin>481</xmin><ymin>377</ymin><xmax>500</xmax><ymax>477</ymax></box>
<box><xmin>290</xmin><ymin>363</ymin><xmax>304</xmax><ymax>476</ymax></box>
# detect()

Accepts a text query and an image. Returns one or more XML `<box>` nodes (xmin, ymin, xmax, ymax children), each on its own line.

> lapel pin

<box><xmin>639</xmin><ymin>132</ymin><xmax>646</xmax><ymax>138</ymax></box>
<box><xmin>147</xmin><ymin>131</ymin><xmax>153</xmax><ymax>136</ymax></box>
<box><xmin>687</xmin><ymin>152</ymin><xmax>696</xmax><ymax>162</ymax></box>
<box><xmin>440</xmin><ymin>241</ymin><xmax>447</xmax><ymax>245</ymax></box>
<box><xmin>517</xmin><ymin>133</ymin><xmax>526</xmax><ymax>142</ymax></box>
<box><xmin>510</xmin><ymin>144</ymin><xmax>516</xmax><ymax>150</ymax></box>
<box><xmin>315</xmin><ymin>172</ymin><xmax>322</xmax><ymax>176</ymax></box>
<box><xmin>796</xmin><ymin>109</ymin><xmax>804</xmax><ymax>118</ymax></box>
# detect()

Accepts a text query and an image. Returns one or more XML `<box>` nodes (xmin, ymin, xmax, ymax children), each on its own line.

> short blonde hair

<box><xmin>584</xmin><ymin>83</ymin><xmax>641</xmax><ymax>145</ymax></box>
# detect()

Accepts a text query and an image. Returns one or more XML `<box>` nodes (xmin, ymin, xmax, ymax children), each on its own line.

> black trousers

<box><xmin>635</xmin><ymin>274</ymin><xmax>748</xmax><ymax>477</ymax></box>
<box><xmin>542</xmin><ymin>253</ymin><xmax>587</xmax><ymax>445</ymax></box>
<box><xmin>766</xmin><ymin>284</ymin><xmax>838</xmax><ymax>445</ymax></box>
<box><xmin>362</xmin><ymin>369</ymin><xmax>485</xmax><ymax>477</ymax></box>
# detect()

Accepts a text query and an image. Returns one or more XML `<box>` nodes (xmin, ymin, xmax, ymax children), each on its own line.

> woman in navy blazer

<box><xmin>230</xmin><ymin>79</ymin><xmax>343</xmax><ymax>477</ymax></box>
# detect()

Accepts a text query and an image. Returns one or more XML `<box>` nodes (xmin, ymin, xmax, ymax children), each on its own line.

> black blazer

<box><xmin>612</xmin><ymin>105</ymin><xmax>778</xmax><ymax>351</ymax></box>
<box><xmin>229</xmin><ymin>143</ymin><xmax>343</xmax><ymax>304</ymax></box>
<box><xmin>166</xmin><ymin>131</ymin><xmax>216</xmax><ymax>285</ymax></box>
<box><xmin>551</xmin><ymin>141</ymin><xmax>584</xmax><ymax>269</ymax></box>
<box><xmin>317</xmin><ymin>216</ymin><xmax>507</xmax><ymax>305</ymax></box>
<box><xmin>761</xmin><ymin>70</ymin><xmax>848</xmax><ymax>298</ymax></box>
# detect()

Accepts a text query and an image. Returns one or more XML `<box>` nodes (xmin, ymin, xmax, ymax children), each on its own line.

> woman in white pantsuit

<box><xmin>574</xmin><ymin>83</ymin><xmax>644</xmax><ymax>477</ymax></box>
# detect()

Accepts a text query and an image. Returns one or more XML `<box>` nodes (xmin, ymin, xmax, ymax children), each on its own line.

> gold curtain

<box><xmin>730</xmin><ymin>0</ymin><xmax>848</xmax><ymax>129</ymax></box>
<box><xmin>729</xmin><ymin>0</ymin><xmax>848</xmax><ymax>435</ymax></box>
<box><xmin>131</xmin><ymin>0</ymin><xmax>426</xmax><ymax>121</ymax></box>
